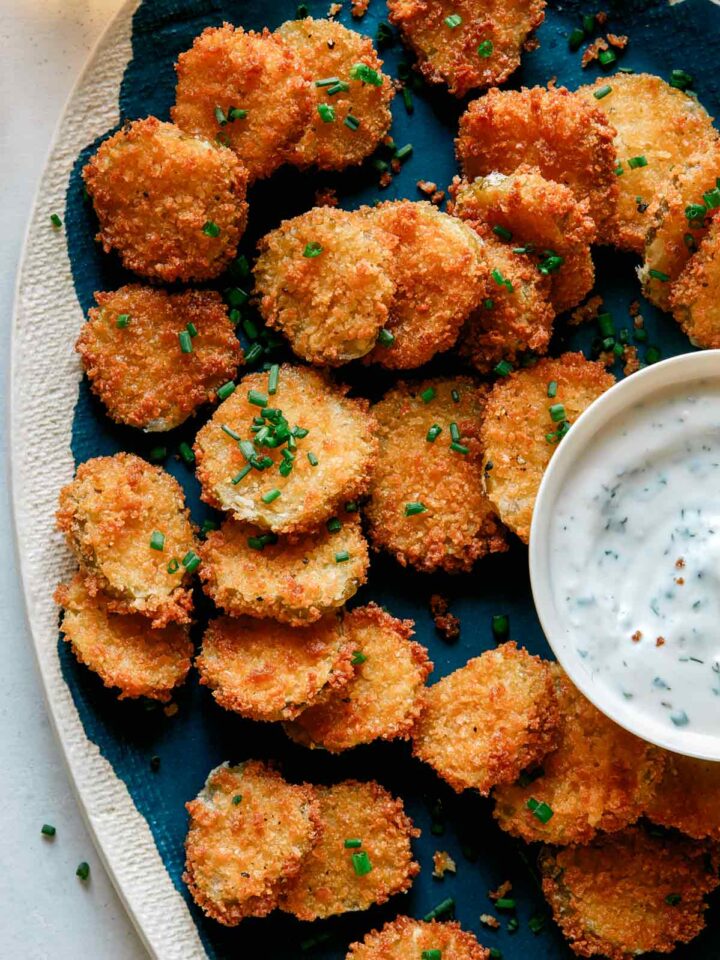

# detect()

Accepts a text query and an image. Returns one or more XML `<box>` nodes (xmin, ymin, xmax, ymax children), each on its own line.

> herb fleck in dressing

<box><xmin>550</xmin><ymin>382</ymin><xmax>720</xmax><ymax>737</ymax></box>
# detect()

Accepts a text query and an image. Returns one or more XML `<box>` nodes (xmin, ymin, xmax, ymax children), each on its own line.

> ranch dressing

<box><xmin>550</xmin><ymin>379</ymin><xmax>720</xmax><ymax>738</ymax></box>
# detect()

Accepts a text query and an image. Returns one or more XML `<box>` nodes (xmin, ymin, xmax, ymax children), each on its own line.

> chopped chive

<box><xmin>507</xmin><ymin>918</ymin><xmax>519</xmax><ymax>933</ymax></box>
<box><xmin>549</xmin><ymin>403</ymin><xmax>566</xmax><ymax>423</ymax></box>
<box><xmin>547</xmin><ymin>380</ymin><xmax>557</xmax><ymax>398</ymax></box>
<box><xmin>167</xmin><ymin>558</ymin><xmax>180</xmax><ymax>574</ymax></box>
<box><xmin>214</xmin><ymin>105</ymin><xmax>227</xmax><ymax>125</ymax></box>
<box><xmin>217</xmin><ymin>381</ymin><xmax>235</xmax><ymax>401</ymax></box>
<box><xmin>477</xmin><ymin>39</ymin><xmax>493</xmax><ymax>57</ymax></box>
<box><xmin>248</xmin><ymin>533</ymin><xmax>278</xmax><ymax>550</ymax></box>
<box><xmin>344</xmin><ymin>838</ymin><xmax>362</xmax><ymax>848</ymax></box>
<box><xmin>598</xmin><ymin>312</ymin><xmax>615</xmax><ymax>337</ymax></box>
<box><xmin>344</xmin><ymin>114</ymin><xmax>361</xmax><ymax>131</ymax></box>
<box><xmin>646</xmin><ymin>345</ymin><xmax>661</xmax><ymax>364</ymax></box>
<box><xmin>116</xmin><ymin>313</ymin><xmax>131</xmax><ymax>328</ymax></box>
<box><xmin>303</xmin><ymin>241</ymin><xmax>323</xmax><ymax>258</ymax></box>
<box><xmin>449</xmin><ymin>442</ymin><xmax>469</xmax><ymax>455</ymax></box>
<box><xmin>232</xmin><ymin>464</ymin><xmax>252</xmax><ymax>485</ymax></box>
<box><xmin>405</xmin><ymin>501</ymin><xmax>427</xmax><ymax>516</ymax></box>
<box><xmin>420</xmin><ymin>387</ymin><xmax>436</xmax><ymax>404</ymax></box>
<box><xmin>492</xmin><ymin>224</ymin><xmax>512</xmax><ymax>242</ymax></box>
<box><xmin>582</xmin><ymin>13</ymin><xmax>596</xmax><ymax>32</ymax></box>
<box><xmin>628</xmin><ymin>155</ymin><xmax>648</xmax><ymax>169</ymax></box>
<box><xmin>351</xmin><ymin>650</ymin><xmax>367</xmax><ymax>665</ymax></box>
<box><xmin>598</xmin><ymin>48</ymin><xmax>617</xmax><ymax>66</ymax></box>
<box><xmin>232</xmin><ymin>794</ymin><xmax>243</xmax><ymax>805</ymax></box>
<box><xmin>228</xmin><ymin>107</ymin><xmax>247</xmax><ymax>120</ymax></box>
<box><xmin>492</xmin><ymin>613</ymin><xmax>509</xmax><ymax>641</ymax></box>
<box><xmin>76</xmin><ymin>862</ymin><xmax>90</xmax><ymax>881</ymax></box>
<box><xmin>41</xmin><ymin>824</ymin><xmax>56</xmax><ymax>837</ymax></box>
<box><xmin>426</xmin><ymin>424</ymin><xmax>442</xmax><ymax>442</ymax></box>
<box><xmin>268</xmin><ymin>364</ymin><xmax>280</xmax><ymax>395</ymax></box>
<box><xmin>496</xmin><ymin>898</ymin><xmax>516</xmax><ymax>910</ymax></box>
<box><xmin>335</xmin><ymin>550</ymin><xmax>350</xmax><ymax>563</ymax></box>
<box><xmin>489</xmin><ymin>951</ymin><xmax>503</xmax><ymax>960</ymax></box>
<box><xmin>649</xmin><ymin>269</ymin><xmax>669</xmax><ymax>281</ymax></box>
<box><xmin>245</xmin><ymin>343</ymin><xmax>263</xmax><ymax>364</ymax></box>
<box><xmin>326</xmin><ymin>517</ymin><xmax>342</xmax><ymax>533</ymax></box>
<box><xmin>538</xmin><ymin>253</ymin><xmax>564</xmax><ymax>275</ymax></box>
<box><xmin>402</xmin><ymin>87</ymin><xmax>414</xmax><ymax>113</ymax></box>
<box><xmin>423</xmin><ymin>898</ymin><xmax>455</xmax><ymax>922</ymax></box>
<box><xmin>50</xmin><ymin>213</ymin><xmax>62</xmax><ymax>228</ymax></box>
<box><xmin>568</xmin><ymin>27</ymin><xmax>585</xmax><ymax>50</ymax></box>
<box><xmin>704</xmin><ymin>187</ymin><xmax>720</xmax><ymax>209</ymax></box>
<box><xmin>484</xmin><ymin>298</ymin><xmax>494</xmax><ymax>309</ymax></box>
<box><xmin>494</xmin><ymin>360</ymin><xmax>513</xmax><ymax>376</ymax></box>
<box><xmin>317</xmin><ymin>102</ymin><xmax>336</xmax><ymax>123</ymax></box>
<box><xmin>150</xmin><ymin>531</ymin><xmax>165</xmax><ymax>551</ymax></box>
<box><xmin>528</xmin><ymin>914</ymin><xmax>546</xmax><ymax>934</ymax></box>
<box><xmin>182</xmin><ymin>550</ymin><xmax>201</xmax><ymax>573</ymax></box>
<box><xmin>372</xmin><ymin>157</ymin><xmax>389</xmax><ymax>173</ymax></box>
<box><xmin>223</xmin><ymin>425</ymin><xmax>243</xmax><ymax>443</ymax></box>
<box><xmin>349</xmin><ymin>63</ymin><xmax>383</xmax><ymax>86</ymax></box>
<box><xmin>345</xmin><ymin>500</ymin><xmax>358</xmax><ymax>512</ymax></box>
<box><xmin>395</xmin><ymin>143</ymin><xmax>413</xmax><ymax>161</ymax></box>
<box><xmin>186</xmin><ymin>322</ymin><xmax>198</xmax><ymax>338</ymax></box>
<box><xmin>351</xmin><ymin>851</ymin><xmax>372</xmax><ymax>876</ymax></box>
<box><xmin>377</xmin><ymin>20</ymin><xmax>393</xmax><ymax>45</ymax></box>
<box><xmin>593</xmin><ymin>84</ymin><xmax>612</xmax><ymax>99</ymax></box>
<box><xmin>328</xmin><ymin>81</ymin><xmax>350</xmax><ymax>96</ymax></box>
<box><xmin>262</xmin><ymin>489</ymin><xmax>281</xmax><ymax>504</ymax></box>
<box><xmin>307</xmin><ymin>452</ymin><xmax>319</xmax><ymax>466</ymax></box>
<box><xmin>315</xmin><ymin>76</ymin><xmax>341</xmax><ymax>87</ymax></box>
<box><xmin>685</xmin><ymin>203</ymin><xmax>707</xmax><ymax>222</ymax></box>
<box><xmin>178</xmin><ymin>331</ymin><xmax>193</xmax><ymax>354</ymax></box>
<box><xmin>247</xmin><ymin>389</ymin><xmax>268</xmax><ymax>407</ymax></box>
<box><xmin>178</xmin><ymin>442</ymin><xmax>195</xmax><ymax>464</ymax></box>
<box><xmin>296</xmin><ymin>2</ymin><xmax>309</xmax><ymax>15</ymax></box>
<box><xmin>421</xmin><ymin>952</ymin><xmax>442</xmax><ymax>960</ymax></box>
<box><xmin>451</xmin><ymin>389</ymin><xmax>460</xmax><ymax>403</ymax></box>
<box><xmin>615</xmin><ymin>163</ymin><xmax>624</xmax><ymax>176</ymax></box>
<box><xmin>449</xmin><ymin>422</ymin><xmax>461</xmax><ymax>442</ymax></box>
<box><xmin>378</xmin><ymin>327</ymin><xmax>395</xmax><ymax>346</ymax></box>
<box><xmin>444</xmin><ymin>13</ymin><xmax>462</xmax><ymax>27</ymax></box>
<box><xmin>669</xmin><ymin>69</ymin><xmax>693</xmax><ymax>91</ymax></box>
<box><xmin>202</xmin><ymin>220</ymin><xmax>220</xmax><ymax>238</ymax></box>
<box><xmin>665</xmin><ymin>893</ymin><xmax>682</xmax><ymax>906</ymax></box>
<box><xmin>526</xmin><ymin>797</ymin><xmax>554</xmax><ymax>823</ymax></box>
<box><xmin>149</xmin><ymin>446</ymin><xmax>167</xmax><ymax>462</ymax></box>
<box><xmin>226</xmin><ymin>286</ymin><xmax>249</xmax><ymax>308</ymax></box>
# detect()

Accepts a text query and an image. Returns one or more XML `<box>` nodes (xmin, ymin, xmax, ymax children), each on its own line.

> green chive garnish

<box><xmin>344</xmin><ymin>838</ymin><xmax>362</xmax><ymax>848</ymax></box>
<box><xmin>41</xmin><ymin>824</ymin><xmax>56</xmax><ymax>837</ymax></box>
<box><xmin>229</xmin><ymin>107</ymin><xmax>247</xmax><ymax>121</ymax></box>
<box><xmin>326</xmin><ymin>517</ymin><xmax>342</xmax><ymax>533</ymax></box>
<box><xmin>395</xmin><ymin>143</ymin><xmax>412</xmax><ymax>161</ymax></box>
<box><xmin>349</xmin><ymin>63</ymin><xmax>383</xmax><ymax>86</ymax></box>
<box><xmin>262</xmin><ymin>489</ymin><xmax>281</xmax><ymax>504</ymax></box>
<box><xmin>423</xmin><ymin>898</ymin><xmax>455</xmax><ymax>922</ymax></box>
<box><xmin>345</xmin><ymin>500</ymin><xmax>358</xmax><ymax>512</ymax></box>
<box><xmin>405</xmin><ymin>502</ymin><xmax>427</xmax><ymax>516</ymax></box>
<box><xmin>178</xmin><ymin>442</ymin><xmax>195</xmax><ymax>464</ymax></box>
<box><xmin>167</xmin><ymin>558</ymin><xmax>180</xmax><ymax>574</ymax></box>
<box><xmin>628</xmin><ymin>155</ymin><xmax>648</xmax><ymax>169</ymax></box>
<box><xmin>451</xmin><ymin>389</ymin><xmax>460</xmax><ymax>403</ymax></box>
<box><xmin>426</xmin><ymin>424</ymin><xmax>442</xmax><ymax>442</ymax></box>
<box><xmin>528</xmin><ymin>914</ymin><xmax>545</xmax><ymax>934</ymax></box>
<box><xmin>549</xmin><ymin>403</ymin><xmax>566</xmax><ymax>423</ymax></box>
<box><xmin>307</xmin><ymin>452</ymin><xmax>319</xmax><ymax>466</ymax></box>
<box><xmin>526</xmin><ymin>798</ymin><xmax>554</xmax><ymax>823</ymax></box>
<box><xmin>335</xmin><ymin>550</ymin><xmax>350</xmax><ymax>563</ymax></box>
<box><xmin>704</xmin><ymin>187</ymin><xmax>720</xmax><ymax>209</ymax></box>
<box><xmin>669</xmin><ymin>69</ymin><xmax>693</xmax><ymax>91</ymax></box>
<box><xmin>328</xmin><ymin>81</ymin><xmax>350</xmax><ymax>96</ymax></box>
<box><xmin>421</xmin><ymin>952</ymin><xmax>442</xmax><ymax>960</ymax></box>
<box><xmin>450</xmin><ymin>442</ymin><xmax>469</xmax><ymax>454</ymax></box>
<box><xmin>186</xmin><ymin>322</ymin><xmax>198</xmax><ymax>338</ymax></box>
<box><xmin>378</xmin><ymin>327</ymin><xmax>395</xmax><ymax>346</ymax></box>
<box><xmin>444</xmin><ymin>13</ymin><xmax>462</xmax><ymax>27</ymax></box>
<box><xmin>317</xmin><ymin>102</ymin><xmax>336</xmax><ymax>123</ymax></box>
<box><xmin>267</xmin><ymin>364</ymin><xmax>280</xmax><ymax>395</ymax></box>
<box><xmin>182</xmin><ymin>550</ymin><xmax>201</xmax><ymax>573</ymax></box>
<box><xmin>232</xmin><ymin>464</ymin><xmax>252</xmax><ymax>485</ymax></box>
<box><xmin>214</xmin><ymin>105</ymin><xmax>227</xmax><ymax>125</ymax></box>
<box><xmin>450</xmin><ymin>422</ymin><xmax>461</xmax><ymax>442</ymax></box>
<box><xmin>649</xmin><ymin>269</ymin><xmax>670</xmax><ymax>281</ymax></box>
<box><xmin>598</xmin><ymin>49</ymin><xmax>616</xmax><ymax>66</ymax></box>
<box><xmin>248</xmin><ymin>389</ymin><xmax>268</xmax><ymax>407</ymax></box>
<box><xmin>232</xmin><ymin>794</ymin><xmax>243</xmax><ymax>804</ymax></box>
<box><xmin>216</xmin><ymin>381</ymin><xmax>235</xmax><ymax>401</ymax></box>
<box><xmin>494</xmin><ymin>360</ymin><xmax>513</xmax><ymax>376</ymax></box>
<box><xmin>351</xmin><ymin>650</ymin><xmax>367</xmax><ymax>665</ymax></box>
<box><xmin>344</xmin><ymin>114</ymin><xmax>360</xmax><ymax>131</ymax></box>
<box><xmin>547</xmin><ymin>380</ymin><xmax>557</xmax><ymax>398</ymax></box>
<box><xmin>116</xmin><ymin>313</ymin><xmax>131</xmax><ymax>328</ymax></box>
<box><xmin>665</xmin><ymin>893</ymin><xmax>682</xmax><ymax>906</ymax></box>
<box><xmin>593</xmin><ymin>84</ymin><xmax>612</xmax><ymax>99</ymax></box>
<box><xmin>568</xmin><ymin>27</ymin><xmax>585</xmax><ymax>50</ymax></box>
<box><xmin>646</xmin><ymin>345</ymin><xmax>661</xmax><ymax>364</ymax></box>
<box><xmin>420</xmin><ymin>387</ymin><xmax>436</xmax><ymax>403</ymax></box>
<box><xmin>303</xmin><ymin>241</ymin><xmax>323</xmax><ymax>258</ymax></box>
<box><xmin>202</xmin><ymin>221</ymin><xmax>220</xmax><ymax>237</ymax></box>
<box><xmin>496</xmin><ymin>898</ymin><xmax>516</xmax><ymax>910</ymax></box>
<box><xmin>150</xmin><ymin>531</ymin><xmax>165</xmax><ymax>551</ymax></box>
<box><xmin>477</xmin><ymin>40</ymin><xmax>493</xmax><ymax>57</ymax></box>
<box><xmin>76</xmin><ymin>862</ymin><xmax>90</xmax><ymax>881</ymax></box>
<box><xmin>248</xmin><ymin>533</ymin><xmax>278</xmax><ymax>550</ymax></box>
<box><xmin>598</xmin><ymin>312</ymin><xmax>615</xmax><ymax>337</ymax></box>
<box><xmin>50</xmin><ymin>213</ymin><xmax>62</xmax><ymax>228</ymax></box>
<box><xmin>492</xmin><ymin>224</ymin><xmax>512</xmax><ymax>242</ymax></box>
<box><xmin>351</xmin><ymin>851</ymin><xmax>372</xmax><ymax>876</ymax></box>
<box><xmin>492</xmin><ymin>613</ymin><xmax>509</xmax><ymax>641</ymax></box>
<box><xmin>315</xmin><ymin>76</ymin><xmax>341</xmax><ymax>87</ymax></box>
<box><xmin>686</xmin><ymin>203</ymin><xmax>707</xmax><ymax>222</ymax></box>
<box><xmin>178</xmin><ymin>331</ymin><xmax>193</xmax><ymax>354</ymax></box>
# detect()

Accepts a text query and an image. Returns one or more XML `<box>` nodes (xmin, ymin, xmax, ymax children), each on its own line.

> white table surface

<box><xmin>1</xmin><ymin>1</ymin><xmax>146</xmax><ymax>955</ymax></box>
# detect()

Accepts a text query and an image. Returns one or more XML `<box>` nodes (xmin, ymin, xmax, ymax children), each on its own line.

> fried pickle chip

<box><xmin>645</xmin><ymin>752</ymin><xmax>720</xmax><ymax>840</ymax></box>
<box><xmin>412</xmin><ymin>642</ymin><xmax>559</xmax><ymax>795</ymax></box>
<box><xmin>55</xmin><ymin>574</ymin><xmax>192</xmax><ymax>701</ymax></box>
<box><xmin>365</xmin><ymin>378</ymin><xmax>507</xmax><ymax>573</ymax></box>
<box><xmin>172</xmin><ymin>24</ymin><xmax>314</xmax><ymax>182</ymax></box>
<box><xmin>280</xmin><ymin>780</ymin><xmax>419</xmax><ymax>920</ymax></box>
<box><xmin>276</xmin><ymin>18</ymin><xmax>394</xmax><ymax>170</ymax></box>
<box><xmin>284</xmin><ymin>603</ymin><xmax>432</xmax><ymax>751</ymax></box>
<box><xmin>540</xmin><ymin>827</ymin><xmax>719</xmax><ymax>959</ymax></box>
<box><xmin>387</xmin><ymin>0</ymin><xmax>545</xmax><ymax>97</ymax></box>
<box><xmin>76</xmin><ymin>285</ymin><xmax>242</xmax><ymax>431</ymax></box>
<box><xmin>493</xmin><ymin>666</ymin><xmax>665</xmax><ymax>845</ymax></box>
<box><xmin>196</xmin><ymin>615</ymin><xmax>353</xmax><ymax>721</ymax></box>
<box><xmin>194</xmin><ymin>365</ymin><xmax>378</xmax><ymax>534</ymax></box>
<box><xmin>363</xmin><ymin>201</ymin><xmax>485</xmax><ymax>369</ymax></box>
<box><xmin>254</xmin><ymin>207</ymin><xmax>397</xmax><ymax>365</ymax></box>
<box><xmin>669</xmin><ymin>216</ymin><xmax>720</xmax><ymax>347</ymax></box>
<box><xmin>184</xmin><ymin>760</ymin><xmax>321</xmax><ymax>925</ymax></box>
<box><xmin>452</xmin><ymin>168</ymin><xmax>596</xmax><ymax>312</ymax></box>
<box><xmin>456</xmin><ymin>87</ymin><xmax>618</xmax><ymax>239</ymax></box>
<box><xmin>200</xmin><ymin>512</ymin><xmax>368</xmax><ymax>625</ymax></box>
<box><xmin>347</xmin><ymin>915</ymin><xmax>490</xmax><ymax>960</ymax></box>
<box><xmin>481</xmin><ymin>353</ymin><xmax>614</xmax><ymax>543</ymax></box>
<box><xmin>56</xmin><ymin>454</ymin><xmax>198</xmax><ymax>627</ymax></box>
<box><xmin>82</xmin><ymin>117</ymin><xmax>248</xmax><ymax>283</ymax></box>
<box><xmin>577</xmin><ymin>73</ymin><xmax>717</xmax><ymax>253</ymax></box>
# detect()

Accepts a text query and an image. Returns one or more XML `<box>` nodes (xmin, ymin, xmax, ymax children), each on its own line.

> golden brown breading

<box><xmin>253</xmin><ymin>207</ymin><xmax>397</xmax><ymax>365</ymax></box>
<box><xmin>362</xmin><ymin>201</ymin><xmax>485</xmax><ymax>369</ymax></box>
<box><xmin>172</xmin><ymin>24</ymin><xmax>314</xmax><ymax>182</ymax></box>
<box><xmin>276</xmin><ymin>18</ymin><xmax>394</xmax><ymax>170</ymax></box>
<box><xmin>451</xmin><ymin>167</ymin><xmax>596</xmax><ymax>312</ymax></box>
<box><xmin>493</xmin><ymin>666</ymin><xmax>665</xmax><ymax>845</ymax></box>
<box><xmin>196</xmin><ymin>615</ymin><xmax>353</xmax><ymax>721</ymax></box>
<box><xmin>577</xmin><ymin>73</ymin><xmax>717</xmax><ymax>253</ymax></box>
<box><xmin>284</xmin><ymin>603</ymin><xmax>432</xmax><ymax>751</ymax></box>
<box><xmin>669</xmin><ymin>216</ymin><xmax>720</xmax><ymax>347</ymax></box>
<box><xmin>645</xmin><ymin>752</ymin><xmax>720</xmax><ymax>840</ymax></box>
<box><xmin>456</xmin><ymin>86</ymin><xmax>618</xmax><ymax>239</ymax></box>
<box><xmin>194</xmin><ymin>364</ymin><xmax>378</xmax><ymax>534</ymax></box>
<box><xmin>183</xmin><ymin>760</ymin><xmax>321</xmax><ymax>925</ymax></box>
<box><xmin>55</xmin><ymin>574</ymin><xmax>192</xmax><ymax>701</ymax></box>
<box><xmin>387</xmin><ymin>0</ymin><xmax>545</xmax><ymax>97</ymax></box>
<box><xmin>412</xmin><ymin>642</ymin><xmax>559</xmax><ymax>795</ymax></box>
<box><xmin>280</xmin><ymin>780</ymin><xmax>419</xmax><ymax>920</ymax></box>
<box><xmin>199</xmin><ymin>512</ymin><xmax>368</xmax><ymax>625</ymax></box>
<box><xmin>365</xmin><ymin>377</ymin><xmax>507</xmax><ymax>573</ymax></box>
<box><xmin>56</xmin><ymin>454</ymin><xmax>198</xmax><ymax>627</ymax></box>
<box><xmin>347</xmin><ymin>915</ymin><xmax>490</xmax><ymax>960</ymax></box>
<box><xmin>82</xmin><ymin>117</ymin><xmax>248</xmax><ymax>283</ymax></box>
<box><xmin>480</xmin><ymin>353</ymin><xmax>614</xmax><ymax>543</ymax></box>
<box><xmin>540</xmin><ymin>827</ymin><xmax>719</xmax><ymax>959</ymax></box>
<box><xmin>76</xmin><ymin>285</ymin><xmax>242</xmax><ymax>431</ymax></box>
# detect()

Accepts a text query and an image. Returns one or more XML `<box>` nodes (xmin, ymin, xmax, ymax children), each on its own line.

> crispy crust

<box><xmin>645</xmin><ymin>751</ymin><xmax>720</xmax><ymax>840</ymax></box>
<box><xmin>196</xmin><ymin>615</ymin><xmax>354</xmax><ymax>721</ymax></box>
<box><xmin>540</xmin><ymin>827</ymin><xmax>719</xmax><ymax>959</ymax></box>
<box><xmin>194</xmin><ymin>364</ymin><xmax>378</xmax><ymax>534</ymax></box>
<box><xmin>456</xmin><ymin>86</ymin><xmax>618</xmax><ymax>239</ymax></box>
<box><xmin>172</xmin><ymin>24</ymin><xmax>314</xmax><ymax>182</ymax></box>
<box><xmin>56</xmin><ymin>454</ymin><xmax>197</xmax><ymax>627</ymax></box>
<box><xmin>480</xmin><ymin>352</ymin><xmax>614</xmax><ymax>543</ymax></box>
<box><xmin>412</xmin><ymin>642</ymin><xmax>559</xmax><ymax>795</ymax></box>
<box><xmin>577</xmin><ymin>72</ymin><xmax>717</xmax><ymax>253</ymax></box>
<box><xmin>276</xmin><ymin>18</ymin><xmax>394</xmax><ymax>170</ymax></box>
<box><xmin>55</xmin><ymin>574</ymin><xmax>192</xmax><ymax>701</ymax></box>
<box><xmin>366</xmin><ymin>377</ymin><xmax>508</xmax><ymax>573</ymax></box>
<box><xmin>284</xmin><ymin>603</ymin><xmax>432</xmax><ymax>751</ymax></box>
<box><xmin>669</xmin><ymin>215</ymin><xmax>720</xmax><ymax>347</ymax></box>
<box><xmin>82</xmin><ymin>117</ymin><xmax>248</xmax><ymax>283</ymax></box>
<box><xmin>254</xmin><ymin>207</ymin><xmax>397</xmax><ymax>365</ymax></box>
<box><xmin>183</xmin><ymin>760</ymin><xmax>321</xmax><ymax>925</ymax></box>
<box><xmin>346</xmin><ymin>915</ymin><xmax>490</xmax><ymax>960</ymax></box>
<box><xmin>199</xmin><ymin>513</ymin><xmax>368</xmax><ymax>625</ymax></box>
<box><xmin>76</xmin><ymin>285</ymin><xmax>242</xmax><ymax>431</ymax></box>
<box><xmin>280</xmin><ymin>780</ymin><xmax>420</xmax><ymax>920</ymax></box>
<box><xmin>363</xmin><ymin>201</ymin><xmax>485</xmax><ymax>369</ymax></box>
<box><xmin>387</xmin><ymin>0</ymin><xmax>545</xmax><ymax>98</ymax></box>
<box><xmin>493</xmin><ymin>666</ymin><xmax>666</xmax><ymax>844</ymax></box>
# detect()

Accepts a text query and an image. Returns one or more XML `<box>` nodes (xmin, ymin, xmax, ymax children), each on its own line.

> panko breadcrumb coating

<box><xmin>253</xmin><ymin>207</ymin><xmax>397</xmax><ymax>365</ymax></box>
<box><xmin>347</xmin><ymin>915</ymin><xmax>490</xmax><ymax>960</ymax></box>
<box><xmin>493</xmin><ymin>666</ymin><xmax>665</xmax><ymax>845</ymax></box>
<box><xmin>183</xmin><ymin>760</ymin><xmax>321</xmax><ymax>925</ymax></box>
<box><xmin>540</xmin><ymin>827</ymin><xmax>719</xmax><ymax>959</ymax></box>
<box><xmin>669</xmin><ymin>216</ymin><xmax>720</xmax><ymax>347</ymax></box>
<box><xmin>82</xmin><ymin>117</ymin><xmax>248</xmax><ymax>282</ymax></box>
<box><xmin>366</xmin><ymin>378</ymin><xmax>507</xmax><ymax>573</ymax></box>
<box><xmin>76</xmin><ymin>285</ymin><xmax>242</xmax><ymax>431</ymax></box>
<box><xmin>481</xmin><ymin>353</ymin><xmax>614</xmax><ymax>543</ymax></box>
<box><xmin>363</xmin><ymin>201</ymin><xmax>485</xmax><ymax>369</ymax></box>
<box><xmin>280</xmin><ymin>780</ymin><xmax>419</xmax><ymax>920</ymax></box>
<box><xmin>451</xmin><ymin>167</ymin><xmax>596</xmax><ymax>312</ymax></box>
<box><xmin>456</xmin><ymin>86</ymin><xmax>618</xmax><ymax>239</ymax></box>
<box><xmin>387</xmin><ymin>0</ymin><xmax>545</xmax><ymax>97</ymax></box>
<box><xmin>194</xmin><ymin>365</ymin><xmax>378</xmax><ymax>534</ymax></box>
<box><xmin>284</xmin><ymin>603</ymin><xmax>432</xmax><ymax>752</ymax></box>
<box><xmin>577</xmin><ymin>73</ymin><xmax>717</xmax><ymax>253</ymax></box>
<box><xmin>412</xmin><ymin>642</ymin><xmax>559</xmax><ymax>795</ymax></box>
<box><xmin>196</xmin><ymin>615</ymin><xmax>353</xmax><ymax>721</ymax></box>
<box><xmin>199</xmin><ymin>513</ymin><xmax>368</xmax><ymax>625</ymax></box>
<box><xmin>645</xmin><ymin>752</ymin><xmax>720</xmax><ymax>840</ymax></box>
<box><xmin>55</xmin><ymin>574</ymin><xmax>192</xmax><ymax>702</ymax></box>
<box><xmin>276</xmin><ymin>18</ymin><xmax>394</xmax><ymax>170</ymax></box>
<box><xmin>56</xmin><ymin>454</ymin><xmax>198</xmax><ymax>628</ymax></box>
<box><xmin>172</xmin><ymin>24</ymin><xmax>314</xmax><ymax>182</ymax></box>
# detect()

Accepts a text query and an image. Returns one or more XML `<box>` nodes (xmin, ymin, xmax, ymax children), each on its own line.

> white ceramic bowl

<box><xmin>530</xmin><ymin>349</ymin><xmax>720</xmax><ymax>760</ymax></box>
